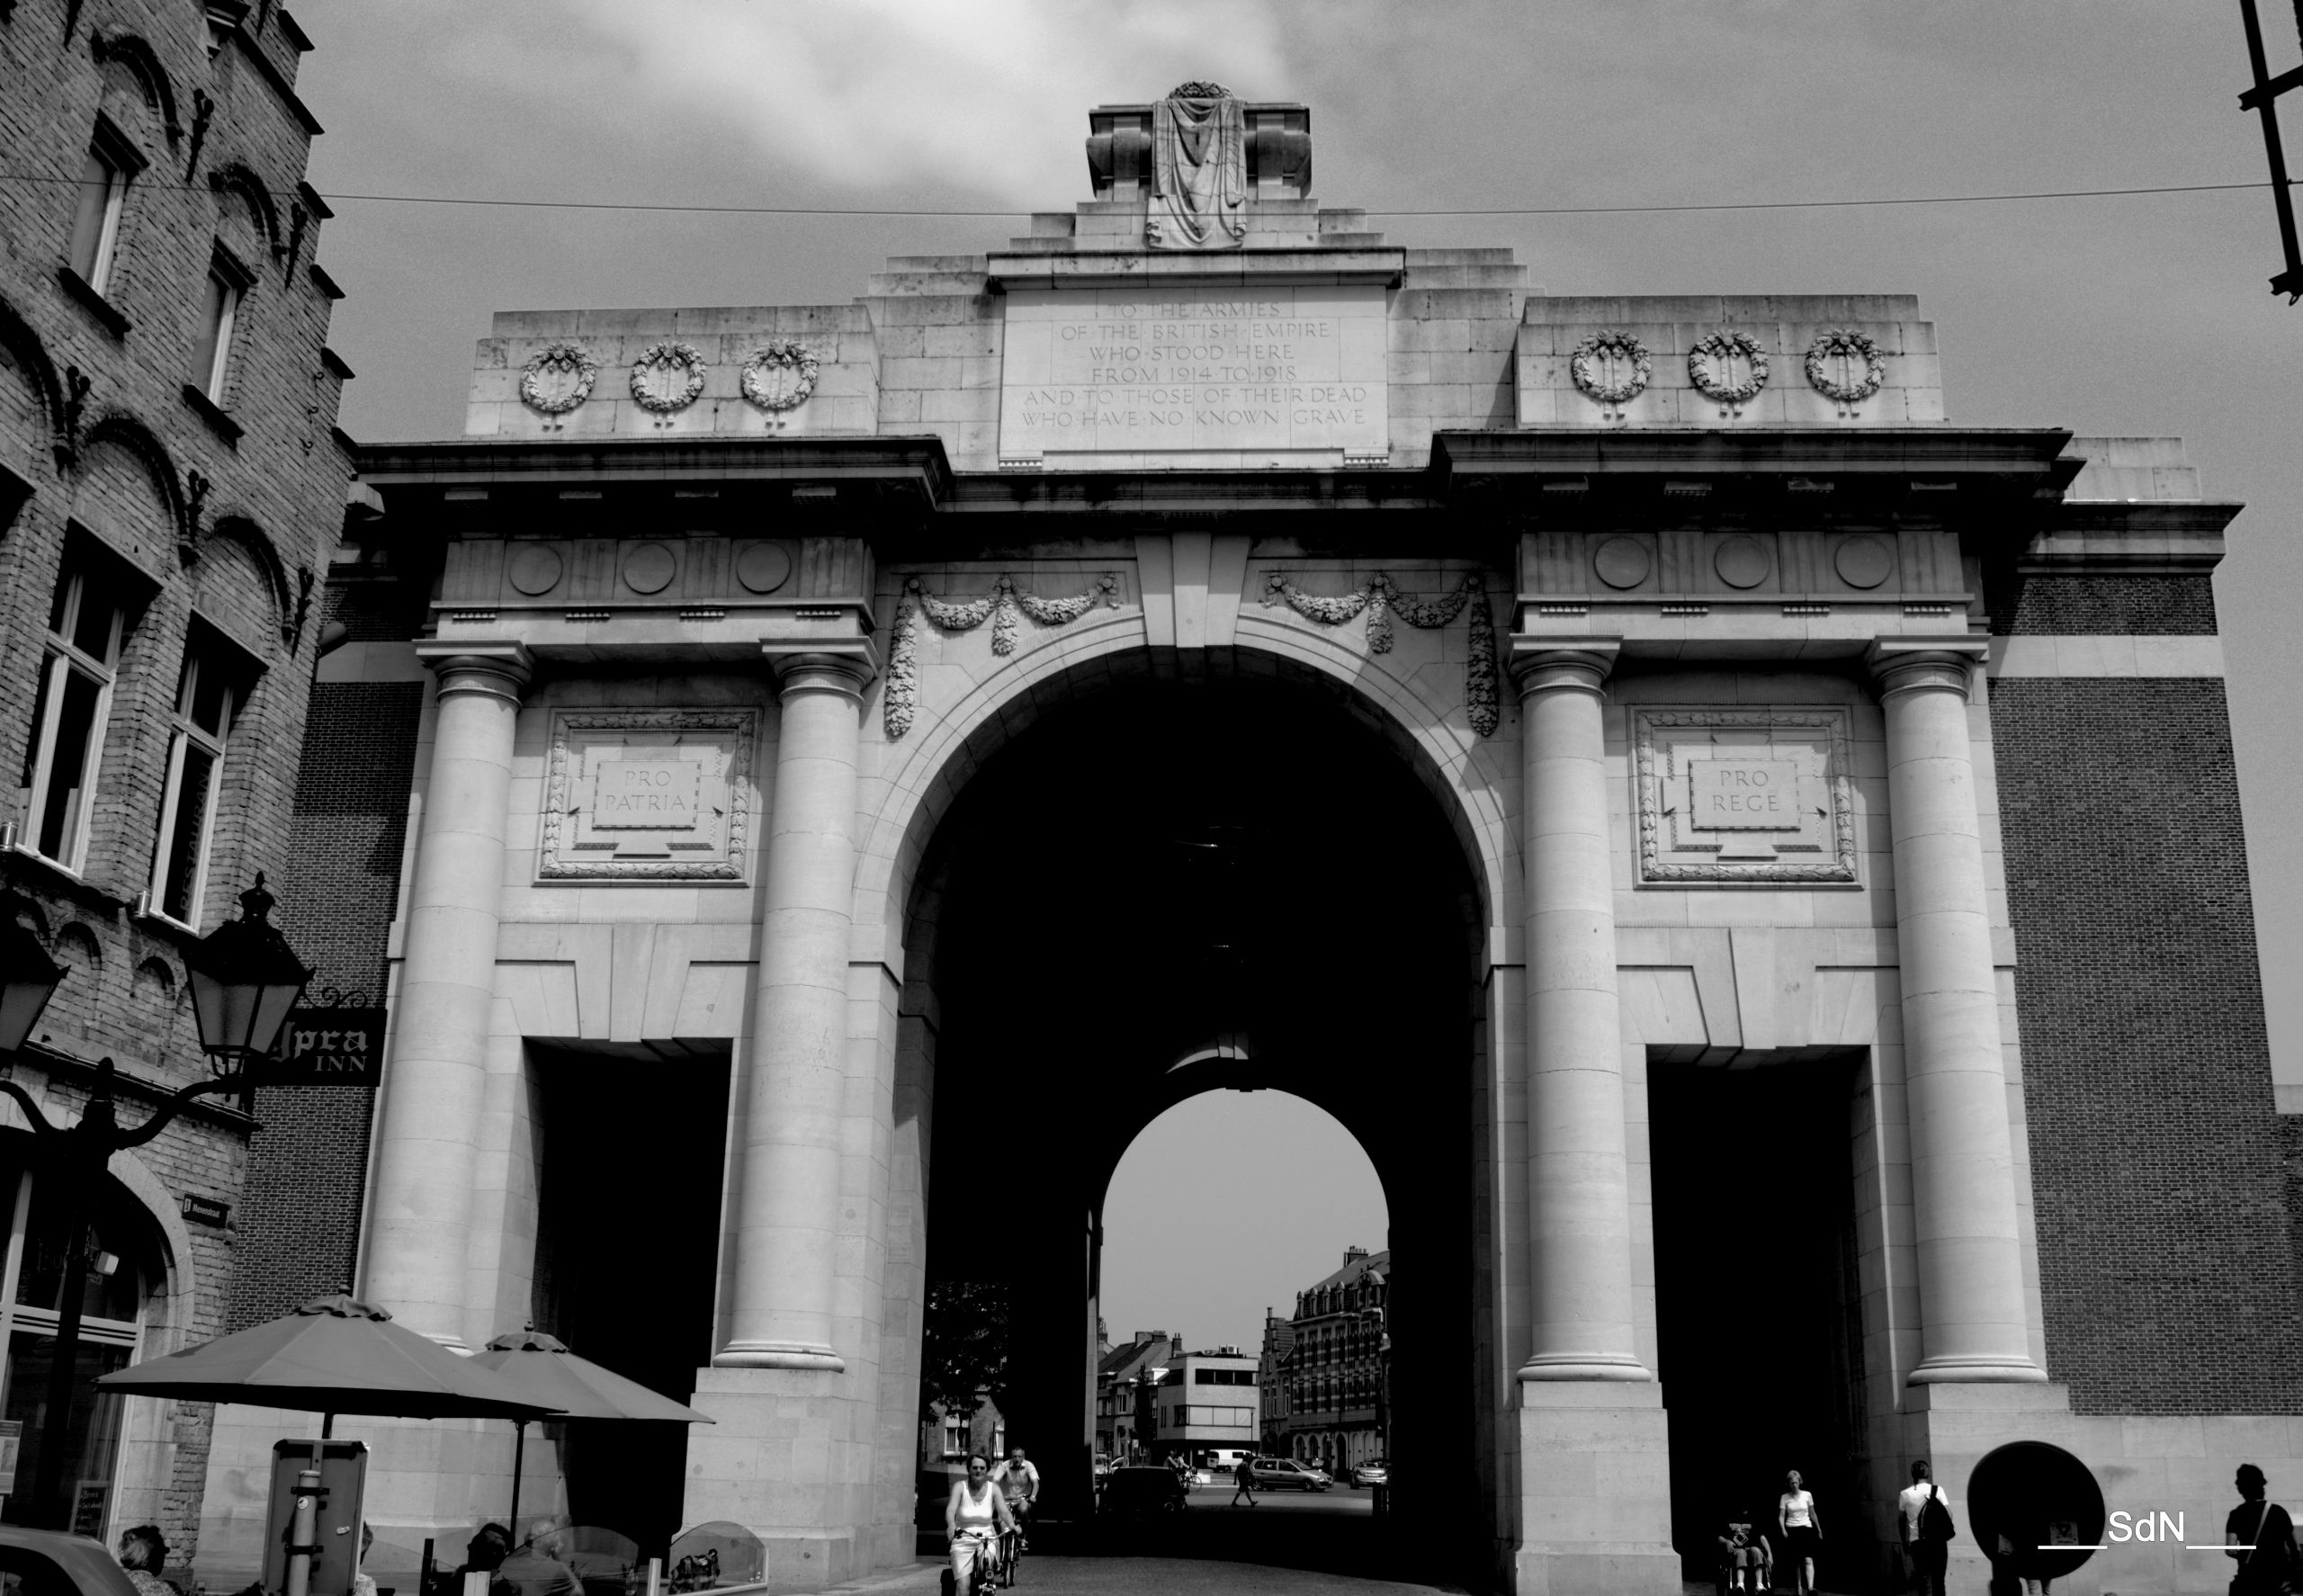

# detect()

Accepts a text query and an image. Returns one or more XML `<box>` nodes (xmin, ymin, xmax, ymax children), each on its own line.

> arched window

<box><xmin>0</xmin><ymin>1132</ymin><xmax>166</xmax><ymax>1531</ymax></box>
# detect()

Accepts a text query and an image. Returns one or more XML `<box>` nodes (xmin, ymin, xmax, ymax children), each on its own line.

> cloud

<box><xmin>559</xmin><ymin>0</ymin><xmax>1293</xmax><ymax>204</ymax></box>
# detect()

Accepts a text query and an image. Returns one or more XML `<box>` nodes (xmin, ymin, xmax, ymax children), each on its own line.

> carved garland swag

<box><xmin>883</xmin><ymin>574</ymin><xmax>1120</xmax><ymax>740</ymax></box>
<box><xmin>1261</xmin><ymin>569</ymin><xmax>1501</xmax><ymax>736</ymax></box>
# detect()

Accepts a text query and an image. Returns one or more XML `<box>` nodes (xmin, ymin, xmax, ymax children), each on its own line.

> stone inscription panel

<box><xmin>1632</xmin><ymin>708</ymin><xmax>1857</xmax><ymax>885</ymax></box>
<box><xmin>1688</xmin><ymin>759</ymin><xmax>1803</xmax><ymax>831</ymax></box>
<box><xmin>999</xmin><ymin>285</ymin><xmax>1388</xmax><ymax>463</ymax></box>
<box><xmin>541</xmin><ymin>710</ymin><xmax>756</xmax><ymax>881</ymax></box>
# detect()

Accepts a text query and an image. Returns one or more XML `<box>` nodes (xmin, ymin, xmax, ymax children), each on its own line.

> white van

<box><xmin>1204</xmin><ymin>1448</ymin><xmax>1251</xmax><ymax>1471</ymax></box>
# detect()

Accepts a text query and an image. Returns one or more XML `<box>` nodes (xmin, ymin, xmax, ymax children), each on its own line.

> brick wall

<box><xmin>1994</xmin><ymin>672</ymin><xmax>2303</xmax><ymax>1412</ymax></box>
<box><xmin>0</xmin><ymin>0</ymin><xmax>353</xmax><ymax>1557</ymax></box>
<box><xmin>226</xmin><ymin>677</ymin><xmax>422</xmax><ymax>1330</ymax></box>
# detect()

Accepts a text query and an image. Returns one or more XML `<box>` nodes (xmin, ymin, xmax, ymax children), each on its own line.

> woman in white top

<box><xmin>946</xmin><ymin>1453</ymin><xmax>1017</xmax><ymax>1596</ymax></box>
<box><xmin>1779</xmin><ymin>1469</ymin><xmax>1823</xmax><ymax>1596</ymax></box>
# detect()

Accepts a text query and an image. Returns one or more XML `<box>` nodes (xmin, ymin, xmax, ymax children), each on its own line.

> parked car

<box><xmin>1247</xmin><ymin>1456</ymin><xmax>1331</xmax><ymax>1492</ymax></box>
<box><xmin>1349</xmin><ymin>1460</ymin><xmax>1389</xmax><ymax>1487</ymax></box>
<box><xmin>0</xmin><ymin>1526</ymin><xmax>144</xmax><ymax>1596</ymax></box>
<box><xmin>1101</xmin><ymin>1465</ymin><xmax>1189</xmax><ymax>1516</ymax></box>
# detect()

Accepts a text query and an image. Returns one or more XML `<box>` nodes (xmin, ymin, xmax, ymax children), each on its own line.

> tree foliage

<box><xmin>918</xmin><ymin>1278</ymin><xmax>1009</xmax><ymax>1424</ymax></box>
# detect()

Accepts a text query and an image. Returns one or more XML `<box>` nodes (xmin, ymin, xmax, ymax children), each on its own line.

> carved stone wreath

<box><xmin>1261</xmin><ymin>569</ymin><xmax>1501</xmax><ymax>738</ymax></box>
<box><xmin>630</xmin><ymin>342</ymin><xmax>707</xmax><ymax>414</ymax></box>
<box><xmin>518</xmin><ymin>343</ymin><xmax>599</xmax><ymax>415</ymax></box>
<box><xmin>1805</xmin><ymin>330</ymin><xmax>1886</xmax><ymax>404</ymax></box>
<box><xmin>1688</xmin><ymin>331</ymin><xmax>1770</xmax><ymax>406</ymax></box>
<box><xmin>1569</xmin><ymin>331</ymin><xmax>1650</xmax><ymax>406</ymax></box>
<box><xmin>883</xmin><ymin>573</ymin><xmax>1121</xmax><ymax>740</ymax></box>
<box><xmin>740</xmin><ymin>340</ymin><xmax>821</xmax><ymax>413</ymax></box>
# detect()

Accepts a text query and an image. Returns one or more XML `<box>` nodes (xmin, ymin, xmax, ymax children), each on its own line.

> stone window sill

<box><xmin>55</xmin><ymin>266</ymin><xmax>129</xmax><ymax>339</ymax></box>
<box><xmin>180</xmin><ymin>383</ymin><xmax>243</xmax><ymax>447</ymax></box>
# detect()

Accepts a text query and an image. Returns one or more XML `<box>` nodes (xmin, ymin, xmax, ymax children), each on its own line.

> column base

<box><xmin>1909</xmin><ymin>1353</ymin><xmax>2049</xmax><ymax>1384</ymax></box>
<box><xmin>712</xmin><ymin>1340</ymin><xmax>847</xmax><ymax>1371</ymax></box>
<box><xmin>1518</xmin><ymin>1351</ymin><xmax>1654</xmax><ymax>1381</ymax></box>
<box><xmin>1507</xmin><ymin>1383</ymin><xmax>1679</xmax><ymax>1596</ymax></box>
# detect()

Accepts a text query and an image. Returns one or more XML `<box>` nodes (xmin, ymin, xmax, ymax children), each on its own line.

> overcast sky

<box><xmin>286</xmin><ymin>3</ymin><xmax>2303</xmax><ymax>1324</ymax></box>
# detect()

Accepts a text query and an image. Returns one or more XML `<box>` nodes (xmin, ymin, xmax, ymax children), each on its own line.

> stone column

<box><xmin>1511</xmin><ymin>640</ymin><xmax>1650</xmax><ymax>1382</ymax></box>
<box><xmin>1868</xmin><ymin>639</ymin><xmax>2045</xmax><ymax>1383</ymax></box>
<box><xmin>364</xmin><ymin>643</ymin><xmax>530</xmax><ymax>1347</ymax></box>
<box><xmin>718</xmin><ymin>650</ymin><xmax>874</xmax><ymax>1369</ymax></box>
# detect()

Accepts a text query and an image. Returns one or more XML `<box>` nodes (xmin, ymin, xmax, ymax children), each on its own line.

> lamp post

<box><xmin>0</xmin><ymin>874</ymin><xmax>309</xmax><ymax>1529</ymax></box>
<box><xmin>1358</xmin><ymin>1269</ymin><xmax>1391</xmax><ymax>1518</ymax></box>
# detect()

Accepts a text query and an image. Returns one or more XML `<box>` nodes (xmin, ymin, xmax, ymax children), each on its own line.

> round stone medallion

<box><xmin>734</xmin><ymin>541</ymin><xmax>793</xmax><ymax>595</ymax></box>
<box><xmin>506</xmin><ymin>543</ymin><xmax>565</xmax><ymax>596</ymax></box>
<box><xmin>1712</xmin><ymin>535</ymin><xmax>1771</xmax><ymax>589</ymax></box>
<box><xmin>623</xmin><ymin>542</ymin><xmax>677</xmax><ymax>595</ymax></box>
<box><xmin>1591</xmin><ymin>536</ymin><xmax>1653</xmax><ymax>590</ymax></box>
<box><xmin>1833</xmin><ymin>534</ymin><xmax>1894</xmax><ymax>589</ymax></box>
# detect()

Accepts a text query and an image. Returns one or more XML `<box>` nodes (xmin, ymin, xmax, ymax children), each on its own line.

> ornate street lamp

<box><xmin>184</xmin><ymin>874</ymin><xmax>314</xmax><ymax>1067</ymax></box>
<box><xmin>0</xmin><ymin>874</ymin><xmax>310</xmax><ymax>1528</ymax></box>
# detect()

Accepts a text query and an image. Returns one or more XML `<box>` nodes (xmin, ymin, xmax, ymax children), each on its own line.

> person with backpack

<box><xmin>1899</xmin><ymin>1459</ymin><xmax>1957</xmax><ymax>1596</ymax></box>
<box><xmin>2226</xmin><ymin>1464</ymin><xmax>2299</xmax><ymax>1596</ymax></box>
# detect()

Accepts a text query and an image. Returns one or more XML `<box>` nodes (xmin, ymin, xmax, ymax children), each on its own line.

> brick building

<box><xmin>1273</xmin><ymin>1249</ymin><xmax>1388</xmax><ymax>1475</ymax></box>
<box><xmin>1255</xmin><ymin>1308</ymin><xmax>1293</xmax><ymax>1456</ymax></box>
<box><xmin>0</xmin><ymin>0</ymin><xmax>352</xmax><ymax>1563</ymax></box>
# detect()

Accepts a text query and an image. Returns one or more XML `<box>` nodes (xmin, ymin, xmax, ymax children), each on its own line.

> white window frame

<box><xmin>148</xmin><ymin>637</ymin><xmax>242</xmax><ymax>929</ymax></box>
<box><xmin>69</xmin><ymin>148</ymin><xmax>127</xmax><ymax>294</ymax></box>
<box><xmin>22</xmin><ymin>565</ymin><xmax>124</xmax><ymax>875</ymax></box>
<box><xmin>197</xmin><ymin>268</ymin><xmax>240</xmax><ymax>404</ymax></box>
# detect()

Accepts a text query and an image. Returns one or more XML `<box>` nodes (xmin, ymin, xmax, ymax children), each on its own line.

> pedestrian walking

<box><xmin>1899</xmin><ymin>1460</ymin><xmax>1955</xmax><ymax>1596</ymax></box>
<box><xmin>1231</xmin><ymin>1456</ymin><xmax>1258</xmax><ymax>1507</ymax></box>
<box><xmin>1779</xmin><ymin>1470</ymin><xmax>1823</xmax><ymax>1596</ymax></box>
<box><xmin>2227</xmin><ymin>1465</ymin><xmax>2299</xmax><ymax>1596</ymax></box>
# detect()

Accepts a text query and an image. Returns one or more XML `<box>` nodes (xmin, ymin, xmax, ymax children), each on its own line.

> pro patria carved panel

<box><xmin>999</xmin><ymin>285</ymin><xmax>1387</xmax><ymax>464</ymax></box>
<box><xmin>540</xmin><ymin>711</ymin><xmax>757</xmax><ymax>881</ymax></box>
<box><xmin>1631</xmin><ymin>708</ymin><xmax>1857</xmax><ymax>885</ymax></box>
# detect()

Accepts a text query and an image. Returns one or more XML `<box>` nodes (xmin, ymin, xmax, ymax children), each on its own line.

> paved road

<box><xmin>1183</xmin><ymin>1484</ymin><xmax>1375</xmax><ymax>1516</ymax></box>
<box><xmin>832</xmin><ymin>1555</ymin><xmax>1456</xmax><ymax>1596</ymax></box>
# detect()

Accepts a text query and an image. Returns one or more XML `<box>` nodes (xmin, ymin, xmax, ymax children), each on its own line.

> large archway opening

<box><xmin>908</xmin><ymin>668</ymin><xmax>1486</xmax><ymax>1582</ymax></box>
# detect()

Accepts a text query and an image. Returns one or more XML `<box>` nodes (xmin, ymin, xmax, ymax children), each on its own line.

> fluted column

<box><xmin>719</xmin><ymin>650</ymin><xmax>874</xmax><ymax>1369</ymax></box>
<box><xmin>364</xmin><ymin>643</ymin><xmax>530</xmax><ymax>1347</ymax></box>
<box><xmin>1868</xmin><ymin>638</ymin><xmax>2045</xmax><ymax>1383</ymax></box>
<box><xmin>1512</xmin><ymin>639</ymin><xmax>1650</xmax><ymax>1382</ymax></box>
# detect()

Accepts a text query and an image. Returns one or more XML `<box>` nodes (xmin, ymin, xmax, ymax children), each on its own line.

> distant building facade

<box><xmin>1155</xmin><ymin>1348</ymin><xmax>1257</xmax><ymax>1463</ymax></box>
<box><xmin>1256</xmin><ymin>1307</ymin><xmax>1294</xmax><ymax>1454</ymax></box>
<box><xmin>0</xmin><ymin>0</ymin><xmax>351</xmax><ymax>1565</ymax></box>
<box><xmin>1094</xmin><ymin>1330</ymin><xmax>1176</xmax><ymax>1459</ymax></box>
<box><xmin>1276</xmin><ymin>1249</ymin><xmax>1389</xmax><ymax>1474</ymax></box>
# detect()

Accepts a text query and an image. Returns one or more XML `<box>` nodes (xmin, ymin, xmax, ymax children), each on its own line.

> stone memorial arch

<box><xmin>212</xmin><ymin>89</ymin><xmax>2299</xmax><ymax>1596</ymax></box>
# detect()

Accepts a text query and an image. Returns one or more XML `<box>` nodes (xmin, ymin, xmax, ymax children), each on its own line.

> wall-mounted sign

<box><xmin>182</xmin><ymin>1195</ymin><xmax>232</xmax><ymax>1228</ymax></box>
<box><xmin>262</xmin><ymin>1009</ymin><xmax>386</xmax><ymax>1086</ymax></box>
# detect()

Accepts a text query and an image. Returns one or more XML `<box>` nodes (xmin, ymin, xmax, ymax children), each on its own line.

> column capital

<box><xmin>414</xmin><ymin>641</ymin><xmax>533</xmax><ymax>704</ymax></box>
<box><xmin>1509</xmin><ymin>635</ymin><xmax>1622</xmax><ymax>700</ymax></box>
<box><xmin>762</xmin><ymin>642</ymin><xmax>879</xmax><ymax>702</ymax></box>
<box><xmin>1867</xmin><ymin>635</ymin><xmax>1988</xmax><ymax>701</ymax></box>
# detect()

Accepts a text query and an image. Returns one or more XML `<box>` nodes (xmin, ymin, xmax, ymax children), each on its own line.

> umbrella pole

<box><xmin>508</xmin><ymin>1421</ymin><xmax>525</xmax><ymax>1538</ymax></box>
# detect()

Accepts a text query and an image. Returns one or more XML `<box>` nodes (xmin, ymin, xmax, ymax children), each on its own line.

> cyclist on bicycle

<box><xmin>945</xmin><ymin>1454</ymin><xmax>1015</xmax><ymax>1596</ymax></box>
<box><xmin>995</xmin><ymin>1446</ymin><xmax>1039</xmax><ymax>1538</ymax></box>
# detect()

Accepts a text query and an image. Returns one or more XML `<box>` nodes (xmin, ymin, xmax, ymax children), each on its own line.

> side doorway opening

<box><xmin>1649</xmin><ymin>1055</ymin><xmax>1872</xmax><ymax>1589</ymax></box>
<box><xmin>528</xmin><ymin>1042</ymin><xmax>730</xmax><ymax>1557</ymax></box>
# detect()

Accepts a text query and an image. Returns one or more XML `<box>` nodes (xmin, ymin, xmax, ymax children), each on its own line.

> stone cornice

<box><xmin>2024</xmin><ymin>501</ymin><xmax>2241</xmax><ymax>575</ymax></box>
<box><xmin>1436</xmin><ymin>426</ymin><xmax>2077</xmax><ymax>493</ymax></box>
<box><xmin>354</xmin><ymin>435</ymin><xmax>955</xmax><ymax>508</ymax></box>
<box><xmin>984</xmin><ymin>247</ymin><xmax>1405</xmax><ymax>291</ymax></box>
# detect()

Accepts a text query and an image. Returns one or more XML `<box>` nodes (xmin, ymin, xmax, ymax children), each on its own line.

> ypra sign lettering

<box><xmin>269</xmin><ymin>1008</ymin><xmax>386</xmax><ymax>1085</ymax></box>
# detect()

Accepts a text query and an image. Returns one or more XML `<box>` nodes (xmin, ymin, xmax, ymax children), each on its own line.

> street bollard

<box><xmin>284</xmin><ymin>1469</ymin><xmax>322</xmax><ymax>1596</ymax></box>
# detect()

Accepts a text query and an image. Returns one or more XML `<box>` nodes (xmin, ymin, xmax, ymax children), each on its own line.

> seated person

<box><xmin>1719</xmin><ymin>1512</ymin><xmax>1773</xmax><ymax>1595</ymax></box>
<box><xmin>494</xmin><ymin>1520</ymin><xmax>584</xmax><ymax>1596</ymax></box>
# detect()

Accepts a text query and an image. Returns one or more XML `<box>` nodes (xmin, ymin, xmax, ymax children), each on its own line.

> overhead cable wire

<box><xmin>0</xmin><ymin>172</ymin><xmax>2289</xmax><ymax>220</ymax></box>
